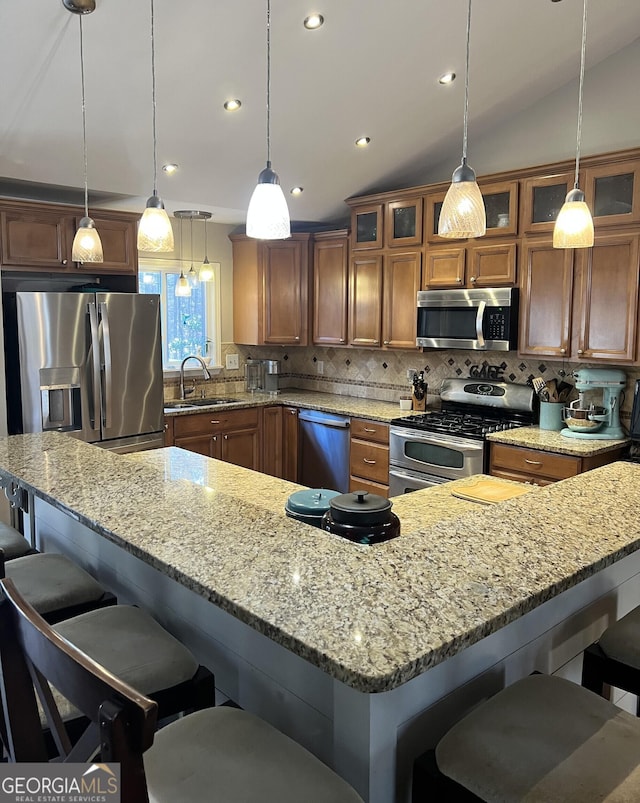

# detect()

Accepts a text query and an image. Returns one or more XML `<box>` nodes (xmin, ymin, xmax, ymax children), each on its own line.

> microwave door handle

<box><xmin>99</xmin><ymin>301</ymin><xmax>113</xmax><ymax>429</ymax></box>
<box><xmin>87</xmin><ymin>302</ymin><xmax>102</xmax><ymax>434</ymax></box>
<box><xmin>475</xmin><ymin>300</ymin><xmax>486</xmax><ymax>348</ymax></box>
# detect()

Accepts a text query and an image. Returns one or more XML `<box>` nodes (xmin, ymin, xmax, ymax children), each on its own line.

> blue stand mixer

<box><xmin>561</xmin><ymin>367</ymin><xmax>626</xmax><ymax>440</ymax></box>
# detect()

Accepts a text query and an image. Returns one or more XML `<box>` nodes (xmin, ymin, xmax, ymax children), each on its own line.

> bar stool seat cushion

<box><xmin>598</xmin><ymin>606</ymin><xmax>640</xmax><ymax>669</ymax></box>
<box><xmin>5</xmin><ymin>553</ymin><xmax>105</xmax><ymax>614</ymax></box>
<box><xmin>0</xmin><ymin>523</ymin><xmax>33</xmax><ymax>560</ymax></box>
<box><xmin>436</xmin><ymin>674</ymin><xmax>640</xmax><ymax>802</ymax></box>
<box><xmin>54</xmin><ymin>605</ymin><xmax>199</xmax><ymax>695</ymax></box>
<box><xmin>144</xmin><ymin>706</ymin><xmax>364</xmax><ymax>803</ymax></box>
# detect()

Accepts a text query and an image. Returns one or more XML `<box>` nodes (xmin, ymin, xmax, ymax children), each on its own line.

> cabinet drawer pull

<box><xmin>524</xmin><ymin>458</ymin><xmax>542</xmax><ymax>466</ymax></box>
<box><xmin>210</xmin><ymin>420</ymin><xmax>220</xmax><ymax>424</ymax></box>
<box><xmin>364</xmin><ymin>427</ymin><xmax>376</xmax><ymax>433</ymax></box>
<box><xmin>363</xmin><ymin>458</ymin><xmax>376</xmax><ymax>465</ymax></box>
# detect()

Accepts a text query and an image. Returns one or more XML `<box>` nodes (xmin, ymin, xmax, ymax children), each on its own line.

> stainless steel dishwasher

<box><xmin>298</xmin><ymin>410</ymin><xmax>350</xmax><ymax>493</ymax></box>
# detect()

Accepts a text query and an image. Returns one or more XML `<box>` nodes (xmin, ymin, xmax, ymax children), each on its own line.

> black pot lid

<box><xmin>329</xmin><ymin>490</ymin><xmax>392</xmax><ymax>516</ymax></box>
<box><xmin>285</xmin><ymin>488</ymin><xmax>341</xmax><ymax>516</ymax></box>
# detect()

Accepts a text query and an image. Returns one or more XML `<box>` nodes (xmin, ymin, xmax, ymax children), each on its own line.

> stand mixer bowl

<box><xmin>563</xmin><ymin>403</ymin><xmax>606</xmax><ymax>432</ymax></box>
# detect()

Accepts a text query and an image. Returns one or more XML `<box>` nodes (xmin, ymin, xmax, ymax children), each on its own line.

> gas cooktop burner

<box><xmin>390</xmin><ymin>411</ymin><xmax>524</xmax><ymax>439</ymax></box>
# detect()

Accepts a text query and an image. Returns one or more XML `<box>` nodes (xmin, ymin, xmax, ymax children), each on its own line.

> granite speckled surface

<box><xmin>164</xmin><ymin>390</ymin><xmax>420</xmax><ymax>424</ymax></box>
<box><xmin>0</xmin><ymin>432</ymin><xmax>638</xmax><ymax>693</ymax></box>
<box><xmin>487</xmin><ymin>425</ymin><xmax>629</xmax><ymax>456</ymax></box>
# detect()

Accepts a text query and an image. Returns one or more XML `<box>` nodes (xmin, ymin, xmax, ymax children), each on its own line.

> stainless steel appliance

<box><xmin>560</xmin><ymin>368</ymin><xmax>626</xmax><ymax>440</ymax></box>
<box><xmin>389</xmin><ymin>378</ymin><xmax>535</xmax><ymax>496</ymax></box>
<box><xmin>416</xmin><ymin>287</ymin><xmax>519</xmax><ymax>351</ymax></box>
<box><xmin>6</xmin><ymin>292</ymin><xmax>164</xmax><ymax>452</ymax></box>
<box><xmin>244</xmin><ymin>359</ymin><xmax>264</xmax><ymax>393</ymax></box>
<box><xmin>263</xmin><ymin>359</ymin><xmax>280</xmax><ymax>394</ymax></box>
<box><xmin>298</xmin><ymin>409</ymin><xmax>350</xmax><ymax>493</ymax></box>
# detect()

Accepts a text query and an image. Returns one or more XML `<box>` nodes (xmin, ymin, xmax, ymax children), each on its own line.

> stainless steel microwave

<box><xmin>416</xmin><ymin>287</ymin><xmax>519</xmax><ymax>351</ymax></box>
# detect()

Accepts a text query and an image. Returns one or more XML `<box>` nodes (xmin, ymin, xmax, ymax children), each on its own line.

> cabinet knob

<box><xmin>455</xmin><ymin>277</ymin><xmax>462</xmax><ymax>283</ymax></box>
<box><xmin>224</xmin><ymin>434</ymin><xmax>228</xmax><ymax>440</ymax></box>
<box><xmin>383</xmin><ymin>340</ymin><xmax>390</xmax><ymax>345</ymax></box>
<box><xmin>164</xmin><ymin>423</ymin><xmax>169</xmax><ymax>430</ymax></box>
<box><xmin>339</xmin><ymin>338</ymin><xmax>345</xmax><ymax>343</ymax></box>
<box><xmin>469</xmin><ymin>276</ymin><xmax>476</xmax><ymax>283</ymax></box>
<box><xmin>290</xmin><ymin>410</ymin><xmax>297</xmax><ymax>415</ymax></box>
<box><xmin>560</xmin><ymin>348</ymin><xmax>566</xmax><ymax>355</ymax></box>
<box><xmin>212</xmin><ymin>435</ymin><xmax>217</xmax><ymax>442</ymax></box>
<box><xmin>577</xmin><ymin>349</ymin><xmax>584</xmax><ymax>355</ymax></box>
<box><xmin>61</xmin><ymin>259</ymin><xmax>68</xmax><ymax>266</ymax></box>
<box><xmin>294</xmin><ymin>336</ymin><xmax>300</xmax><ymax>341</ymax></box>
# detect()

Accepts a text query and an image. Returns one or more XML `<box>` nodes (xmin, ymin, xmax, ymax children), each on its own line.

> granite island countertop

<box><xmin>0</xmin><ymin>432</ymin><xmax>639</xmax><ymax>694</ymax></box>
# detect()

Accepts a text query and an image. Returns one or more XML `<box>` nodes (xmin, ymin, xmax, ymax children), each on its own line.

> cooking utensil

<box><xmin>321</xmin><ymin>490</ymin><xmax>400</xmax><ymax>544</ymax></box>
<box><xmin>285</xmin><ymin>489</ymin><xmax>340</xmax><ymax>528</ymax></box>
<box><xmin>546</xmin><ymin>378</ymin><xmax>559</xmax><ymax>402</ymax></box>
<box><xmin>532</xmin><ymin>377</ymin><xmax>546</xmax><ymax>396</ymax></box>
<box><xmin>562</xmin><ymin>402</ymin><xmax>606</xmax><ymax>432</ymax></box>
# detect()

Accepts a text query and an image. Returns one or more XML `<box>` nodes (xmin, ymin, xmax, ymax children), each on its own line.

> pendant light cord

<box><xmin>265</xmin><ymin>0</ymin><xmax>271</xmax><ymax>167</ymax></box>
<box><xmin>461</xmin><ymin>0</ymin><xmax>472</xmax><ymax>163</ymax></box>
<box><xmin>190</xmin><ymin>216</ymin><xmax>194</xmax><ymax>270</ymax></box>
<box><xmin>574</xmin><ymin>0</ymin><xmax>588</xmax><ymax>189</ymax></box>
<box><xmin>203</xmin><ymin>216</ymin><xmax>208</xmax><ymax>257</ymax></box>
<box><xmin>150</xmin><ymin>0</ymin><xmax>159</xmax><ymax>196</ymax></box>
<box><xmin>78</xmin><ymin>16</ymin><xmax>89</xmax><ymax>218</ymax></box>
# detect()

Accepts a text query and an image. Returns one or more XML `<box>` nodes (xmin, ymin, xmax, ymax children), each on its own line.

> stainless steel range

<box><xmin>389</xmin><ymin>379</ymin><xmax>535</xmax><ymax>496</ymax></box>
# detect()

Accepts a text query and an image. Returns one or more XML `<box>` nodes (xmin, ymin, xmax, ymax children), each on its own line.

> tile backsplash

<box><xmin>165</xmin><ymin>343</ymin><xmax>639</xmax><ymax>422</ymax></box>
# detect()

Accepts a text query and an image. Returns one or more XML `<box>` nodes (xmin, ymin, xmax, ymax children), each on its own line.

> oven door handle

<box><xmin>475</xmin><ymin>300</ymin><xmax>486</xmax><ymax>348</ymax></box>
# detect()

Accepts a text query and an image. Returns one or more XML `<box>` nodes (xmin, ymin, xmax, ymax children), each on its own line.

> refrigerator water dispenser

<box><xmin>39</xmin><ymin>367</ymin><xmax>82</xmax><ymax>432</ymax></box>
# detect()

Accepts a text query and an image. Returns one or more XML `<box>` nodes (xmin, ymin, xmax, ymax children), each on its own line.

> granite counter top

<box><xmin>164</xmin><ymin>390</ymin><xmax>418</xmax><ymax>424</ymax></box>
<box><xmin>0</xmin><ymin>432</ymin><xmax>638</xmax><ymax>694</ymax></box>
<box><xmin>487</xmin><ymin>425</ymin><xmax>629</xmax><ymax>456</ymax></box>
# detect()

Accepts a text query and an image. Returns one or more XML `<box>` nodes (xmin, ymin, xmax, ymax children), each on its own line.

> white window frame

<box><xmin>138</xmin><ymin>258</ymin><xmax>222</xmax><ymax>377</ymax></box>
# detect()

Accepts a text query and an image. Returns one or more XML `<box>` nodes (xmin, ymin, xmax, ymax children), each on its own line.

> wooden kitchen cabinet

<box><xmin>312</xmin><ymin>230</ymin><xmax>349</xmax><ymax>346</ymax></box>
<box><xmin>350</xmin><ymin>203</ymin><xmax>383</xmax><ymax>251</ymax></box>
<box><xmin>262</xmin><ymin>405</ymin><xmax>283</xmax><ymax>478</ymax></box>
<box><xmin>385</xmin><ymin>196</ymin><xmax>423</xmax><ymax>248</ymax></box>
<box><xmin>381</xmin><ymin>250</ymin><xmax>422</xmax><ymax>348</ymax></box>
<box><xmin>173</xmin><ymin>407</ymin><xmax>261</xmax><ymax>471</ymax></box>
<box><xmin>584</xmin><ymin>156</ymin><xmax>640</xmax><ymax>229</ymax></box>
<box><xmin>349</xmin><ymin>419</ymin><xmax>389</xmax><ymax>496</ymax></box>
<box><xmin>163</xmin><ymin>417</ymin><xmax>174</xmax><ymax>446</ymax></box>
<box><xmin>231</xmin><ymin>233</ymin><xmax>311</xmax><ymax>346</ymax></box>
<box><xmin>423</xmin><ymin>241</ymin><xmax>516</xmax><ymax>289</ymax></box>
<box><xmin>489</xmin><ymin>442</ymin><xmax>626</xmax><ymax>486</ymax></box>
<box><xmin>0</xmin><ymin>199</ymin><xmax>138</xmax><ymax>274</ymax></box>
<box><xmin>520</xmin><ymin>172</ymin><xmax>575</xmax><ymax>235</ymax></box>
<box><xmin>519</xmin><ymin>231</ymin><xmax>640</xmax><ymax>363</ymax></box>
<box><xmin>348</xmin><ymin>253</ymin><xmax>383</xmax><ymax>347</ymax></box>
<box><xmin>282</xmin><ymin>406</ymin><xmax>299</xmax><ymax>483</ymax></box>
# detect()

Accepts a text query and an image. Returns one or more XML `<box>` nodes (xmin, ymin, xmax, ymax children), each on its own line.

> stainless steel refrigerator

<box><xmin>9</xmin><ymin>292</ymin><xmax>164</xmax><ymax>452</ymax></box>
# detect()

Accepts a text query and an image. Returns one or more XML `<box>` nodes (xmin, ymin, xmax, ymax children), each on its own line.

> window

<box><xmin>139</xmin><ymin>259</ymin><xmax>221</xmax><ymax>371</ymax></box>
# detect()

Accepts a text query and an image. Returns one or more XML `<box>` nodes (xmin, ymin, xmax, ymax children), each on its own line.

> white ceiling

<box><xmin>1</xmin><ymin>0</ymin><xmax>640</xmax><ymax>227</ymax></box>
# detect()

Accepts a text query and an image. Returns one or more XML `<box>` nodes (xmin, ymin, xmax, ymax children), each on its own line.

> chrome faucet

<box><xmin>179</xmin><ymin>355</ymin><xmax>212</xmax><ymax>399</ymax></box>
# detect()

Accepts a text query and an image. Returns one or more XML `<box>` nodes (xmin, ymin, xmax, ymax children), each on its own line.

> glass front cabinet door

<box><xmin>351</xmin><ymin>204</ymin><xmax>383</xmax><ymax>251</ymax></box>
<box><xmin>521</xmin><ymin>173</ymin><xmax>575</xmax><ymax>234</ymax></box>
<box><xmin>584</xmin><ymin>158</ymin><xmax>640</xmax><ymax>228</ymax></box>
<box><xmin>384</xmin><ymin>197</ymin><xmax>423</xmax><ymax>248</ymax></box>
<box><xmin>424</xmin><ymin>180</ymin><xmax>518</xmax><ymax>243</ymax></box>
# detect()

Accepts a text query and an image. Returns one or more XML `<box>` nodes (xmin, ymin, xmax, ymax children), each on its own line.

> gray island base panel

<box><xmin>0</xmin><ymin>434</ymin><xmax>639</xmax><ymax>802</ymax></box>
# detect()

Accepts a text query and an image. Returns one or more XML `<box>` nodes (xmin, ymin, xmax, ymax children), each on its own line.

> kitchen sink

<box><xmin>164</xmin><ymin>398</ymin><xmax>240</xmax><ymax>410</ymax></box>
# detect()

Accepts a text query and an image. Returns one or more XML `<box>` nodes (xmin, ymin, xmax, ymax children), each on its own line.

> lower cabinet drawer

<box><xmin>349</xmin><ymin>475</ymin><xmax>390</xmax><ymax>496</ymax></box>
<box><xmin>490</xmin><ymin>443</ymin><xmax>580</xmax><ymax>481</ymax></box>
<box><xmin>349</xmin><ymin>439</ymin><xmax>389</xmax><ymax>484</ymax></box>
<box><xmin>174</xmin><ymin>407</ymin><xmax>259</xmax><ymax>437</ymax></box>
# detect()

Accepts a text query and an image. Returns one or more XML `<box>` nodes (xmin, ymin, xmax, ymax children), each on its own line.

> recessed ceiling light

<box><xmin>224</xmin><ymin>99</ymin><xmax>242</xmax><ymax>111</ymax></box>
<box><xmin>303</xmin><ymin>13</ymin><xmax>324</xmax><ymax>30</ymax></box>
<box><xmin>438</xmin><ymin>72</ymin><xmax>456</xmax><ymax>85</ymax></box>
<box><xmin>355</xmin><ymin>137</ymin><xmax>371</xmax><ymax>148</ymax></box>
<box><xmin>162</xmin><ymin>163</ymin><xmax>179</xmax><ymax>174</ymax></box>
<box><xmin>290</xmin><ymin>187</ymin><xmax>304</xmax><ymax>196</ymax></box>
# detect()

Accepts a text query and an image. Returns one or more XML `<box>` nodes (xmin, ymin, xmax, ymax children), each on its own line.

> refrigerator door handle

<box><xmin>99</xmin><ymin>301</ymin><xmax>113</xmax><ymax>430</ymax></box>
<box><xmin>88</xmin><ymin>302</ymin><xmax>102</xmax><ymax>434</ymax></box>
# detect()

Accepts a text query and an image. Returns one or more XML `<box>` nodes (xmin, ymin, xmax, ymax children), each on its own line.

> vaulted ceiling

<box><xmin>1</xmin><ymin>0</ymin><xmax>639</xmax><ymax>227</ymax></box>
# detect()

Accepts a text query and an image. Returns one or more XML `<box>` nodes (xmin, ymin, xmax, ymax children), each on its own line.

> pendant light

<box><xmin>246</xmin><ymin>0</ymin><xmax>291</xmax><ymax>240</ymax></box>
<box><xmin>66</xmin><ymin>2</ymin><xmax>103</xmax><ymax>263</ymax></box>
<box><xmin>199</xmin><ymin>212</ymin><xmax>214</xmax><ymax>282</ymax></box>
<box><xmin>187</xmin><ymin>216</ymin><xmax>198</xmax><ymax>288</ymax></box>
<box><xmin>553</xmin><ymin>0</ymin><xmax>594</xmax><ymax>249</ymax></box>
<box><xmin>438</xmin><ymin>0</ymin><xmax>486</xmax><ymax>239</ymax></box>
<box><xmin>137</xmin><ymin>0</ymin><xmax>175</xmax><ymax>253</ymax></box>
<box><xmin>174</xmin><ymin>216</ymin><xmax>191</xmax><ymax>298</ymax></box>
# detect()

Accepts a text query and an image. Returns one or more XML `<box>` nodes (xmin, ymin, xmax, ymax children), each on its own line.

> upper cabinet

<box><xmin>351</xmin><ymin>204</ymin><xmax>383</xmax><ymax>251</ymax></box>
<box><xmin>583</xmin><ymin>156</ymin><xmax>640</xmax><ymax>229</ymax></box>
<box><xmin>231</xmin><ymin>233</ymin><xmax>312</xmax><ymax>346</ymax></box>
<box><xmin>312</xmin><ymin>230</ymin><xmax>349</xmax><ymax>347</ymax></box>
<box><xmin>385</xmin><ymin>197</ymin><xmax>423</xmax><ymax>248</ymax></box>
<box><xmin>0</xmin><ymin>199</ymin><xmax>139</xmax><ymax>274</ymax></box>
<box><xmin>520</xmin><ymin>172</ymin><xmax>575</xmax><ymax>234</ymax></box>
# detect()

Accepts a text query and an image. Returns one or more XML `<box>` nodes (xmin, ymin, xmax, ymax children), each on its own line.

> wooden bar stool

<box><xmin>582</xmin><ymin>604</ymin><xmax>640</xmax><ymax>715</ymax></box>
<box><xmin>0</xmin><ymin>577</ymin><xmax>363</xmax><ymax>803</ymax></box>
<box><xmin>415</xmin><ymin>673</ymin><xmax>640</xmax><ymax>802</ymax></box>
<box><xmin>1</xmin><ymin>551</ymin><xmax>116</xmax><ymax>624</ymax></box>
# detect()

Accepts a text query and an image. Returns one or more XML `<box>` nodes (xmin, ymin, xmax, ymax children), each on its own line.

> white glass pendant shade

<box><xmin>438</xmin><ymin>162</ymin><xmax>486</xmax><ymax>239</ymax></box>
<box><xmin>199</xmin><ymin>257</ymin><xmax>214</xmax><ymax>282</ymax></box>
<box><xmin>246</xmin><ymin>165</ymin><xmax>291</xmax><ymax>240</ymax></box>
<box><xmin>72</xmin><ymin>217</ymin><xmax>103</xmax><ymax>262</ymax></box>
<box><xmin>175</xmin><ymin>271</ymin><xmax>191</xmax><ymax>297</ymax></box>
<box><xmin>553</xmin><ymin>189</ymin><xmax>594</xmax><ymax>248</ymax></box>
<box><xmin>187</xmin><ymin>265</ymin><xmax>198</xmax><ymax>287</ymax></box>
<box><xmin>137</xmin><ymin>199</ymin><xmax>175</xmax><ymax>252</ymax></box>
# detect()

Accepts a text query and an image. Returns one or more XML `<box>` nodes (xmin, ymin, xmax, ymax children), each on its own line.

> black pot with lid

<box><xmin>321</xmin><ymin>490</ymin><xmax>400</xmax><ymax>545</ymax></box>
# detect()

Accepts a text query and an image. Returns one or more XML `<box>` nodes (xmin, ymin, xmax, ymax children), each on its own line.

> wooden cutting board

<box><xmin>450</xmin><ymin>478</ymin><xmax>534</xmax><ymax>505</ymax></box>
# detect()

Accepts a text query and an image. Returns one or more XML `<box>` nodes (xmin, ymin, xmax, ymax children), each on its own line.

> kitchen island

<box><xmin>1</xmin><ymin>433</ymin><xmax>639</xmax><ymax>802</ymax></box>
